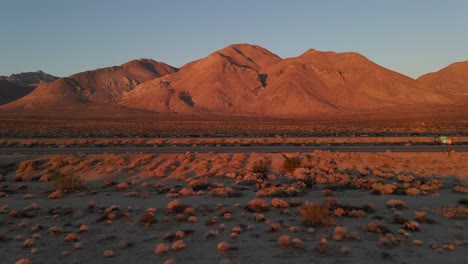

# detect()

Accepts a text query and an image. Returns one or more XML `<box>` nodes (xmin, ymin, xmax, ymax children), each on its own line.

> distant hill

<box><xmin>0</xmin><ymin>70</ymin><xmax>58</xmax><ymax>105</ymax></box>
<box><xmin>0</xmin><ymin>80</ymin><xmax>34</xmax><ymax>105</ymax></box>
<box><xmin>0</xmin><ymin>70</ymin><xmax>58</xmax><ymax>88</ymax></box>
<box><xmin>417</xmin><ymin>61</ymin><xmax>468</xmax><ymax>103</ymax></box>
<box><xmin>1</xmin><ymin>59</ymin><xmax>177</xmax><ymax>110</ymax></box>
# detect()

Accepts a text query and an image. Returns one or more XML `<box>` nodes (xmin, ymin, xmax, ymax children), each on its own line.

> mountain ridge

<box><xmin>1</xmin><ymin>44</ymin><xmax>465</xmax><ymax>118</ymax></box>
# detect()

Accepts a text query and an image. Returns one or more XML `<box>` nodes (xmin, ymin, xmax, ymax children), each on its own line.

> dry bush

<box><xmin>365</xmin><ymin>221</ymin><xmax>389</xmax><ymax>234</ymax></box>
<box><xmin>155</xmin><ymin>243</ymin><xmax>169</xmax><ymax>254</ymax></box>
<box><xmin>299</xmin><ymin>201</ymin><xmax>333</xmax><ymax>227</ymax></box>
<box><xmin>245</xmin><ymin>198</ymin><xmax>270</xmax><ymax>213</ymax></box>
<box><xmin>209</xmin><ymin>187</ymin><xmax>240</xmax><ymax>197</ymax></box>
<box><xmin>405</xmin><ymin>187</ymin><xmax>420</xmax><ymax>196</ymax></box>
<box><xmin>278</xmin><ymin>234</ymin><xmax>291</xmax><ymax>247</ymax></box>
<box><xmin>282</xmin><ymin>155</ymin><xmax>301</xmax><ymax>174</ymax></box>
<box><xmin>189</xmin><ymin>178</ymin><xmax>211</xmax><ymax>191</ymax></box>
<box><xmin>53</xmin><ymin>175</ymin><xmax>85</xmax><ymax>193</ymax></box>
<box><xmin>178</xmin><ymin>187</ymin><xmax>194</xmax><ymax>196</ymax></box>
<box><xmin>453</xmin><ymin>185</ymin><xmax>468</xmax><ymax>194</ymax></box>
<box><xmin>217</xmin><ymin>241</ymin><xmax>230</xmax><ymax>251</ymax></box>
<box><xmin>271</xmin><ymin>198</ymin><xmax>290</xmax><ymax>208</ymax></box>
<box><xmin>442</xmin><ymin>206</ymin><xmax>468</xmax><ymax>219</ymax></box>
<box><xmin>171</xmin><ymin>240</ymin><xmax>186</xmax><ymax>250</ymax></box>
<box><xmin>402</xmin><ymin>221</ymin><xmax>420</xmax><ymax>231</ymax></box>
<box><xmin>167</xmin><ymin>199</ymin><xmax>188</xmax><ymax>213</ymax></box>
<box><xmin>347</xmin><ymin>209</ymin><xmax>366</xmax><ymax>218</ymax></box>
<box><xmin>256</xmin><ymin>182</ymin><xmax>307</xmax><ymax>197</ymax></box>
<box><xmin>378</xmin><ymin>233</ymin><xmax>400</xmax><ymax>247</ymax></box>
<box><xmin>371</xmin><ymin>183</ymin><xmax>396</xmax><ymax>195</ymax></box>
<box><xmin>251</xmin><ymin>159</ymin><xmax>271</xmax><ymax>176</ymax></box>
<box><xmin>386</xmin><ymin>199</ymin><xmax>407</xmax><ymax>209</ymax></box>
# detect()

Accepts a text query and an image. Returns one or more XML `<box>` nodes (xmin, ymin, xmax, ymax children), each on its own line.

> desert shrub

<box><xmin>167</xmin><ymin>199</ymin><xmax>189</xmax><ymax>214</ymax></box>
<box><xmin>299</xmin><ymin>201</ymin><xmax>333</xmax><ymax>227</ymax></box>
<box><xmin>189</xmin><ymin>178</ymin><xmax>211</xmax><ymax>191</ymax></box>
<box><xmin>282</xmin><ymin>155</ymin><xmax>301</xmax><ymax>174</ymax></box>
<box><xmin>271</xmin><ymin>198</ymin><xmax>290</xmax><ymax>208</ymax></box>
<box><xmin>453</xmin><ymin>185</ymin><xmax>468</xmax><ymax>194</ymax></box>
<box><xmin>245</xmin><ymin>198</ymin><xmax>270</xmax><ymax>212</ymax></box>
<box><xmin>251</xmin><ymin>160</ymin><xmax>271</xmax><ymax>176</ymax></box>
<box><xmin>365</xmin><ymin>220</ymin><xmax>389</xmax><ymax>234</ymax></box>
<box><xmin>458</xmin><ymin>198</ymin><xmax>468</xmax><ymax>205</ymax></box>
<box><xmin>278</xmin><ymin>234</ymin><xmax>291</xmax><ymax>247</ymax></box>
<box><xmin>371</xmin><ymin>183</ymin><xmax>396</xmax><ymax>195</ymax></box>
<box><xmin>386</xmin><ymin>199</ymin><xmax>407</xmax><ymax>209</ymax></box>
<box><xmin>442</xmin><ymin>205</ymin><xmax>468</xmax><ymax>219</ymax></box>
<box><xmin>53</xmin><ymin>175</ymin><xmax>85</xmax><ymax>193</ymax></box>
<box><xmin>402</xmin><ymin>221</ymin><xmax>420</xmax><ymax>231</ymax></box>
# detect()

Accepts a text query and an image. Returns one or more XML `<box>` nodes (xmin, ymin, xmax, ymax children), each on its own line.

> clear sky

<box><xmin>1</xmin><ymin>0</ymin><xmax>467</xmax><ymax>78</ymax></box>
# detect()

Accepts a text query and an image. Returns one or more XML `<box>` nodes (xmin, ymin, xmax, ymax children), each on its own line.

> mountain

<box><xmin>121</xmin><ymin>44</ymin><xmax>449</xmax><ymax>117</ymax></box>
<box><xmin>119</xmin><ymin>44</ymin><xmax>282</xmax><ymax>113</ymax></box>
<box><xmin>417</xmin><ymin>61</ymin><xmax>468</xmax><ymax>102</ymax></box>
<box><xmin>0</xmin><ymin>80</ymin><xmax>34</xmax><ymax>105</ymax></box>
<box><xmin>1</xmin><ymin>44</ymin><xmax>461</xmax><ymax>118</ymax></box>
<box><xmin>248</xmin><ymin>49</ymin><xmax>449</xmax><ymax>116</ymax></box>
<box><xmin>0</xmin><ymin>70</ymin><xmax>58</xmax><ymax>88</ymax></box>
<box><xmin>0</xmin><ymin>70</ymin><xmax>58</xmax><ymax>105</ymax></box>
<box><xmin>1</xmin><ymin>59</ymin><xmax>177</xmax><ymax>111</ymax></box>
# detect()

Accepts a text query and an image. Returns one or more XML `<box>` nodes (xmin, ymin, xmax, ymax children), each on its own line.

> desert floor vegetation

<box><xmin>0</xmin><ymin>150</ymin><xmax>466</xmax><ymax>263</ymax></box>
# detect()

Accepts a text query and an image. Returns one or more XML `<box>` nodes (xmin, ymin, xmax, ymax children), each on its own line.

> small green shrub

<box><xmin>282</xmin><ymin>155</ymin><xmax>301</xmax><ymax>174</ymax></box>
<box><xmin>53</xmin><ymin>175</ymin><xmax>85</xmax><ymax>193</ymax></box>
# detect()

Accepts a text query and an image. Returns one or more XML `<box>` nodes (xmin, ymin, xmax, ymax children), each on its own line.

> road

<box><xmin>1</xmin><ymin>144</ymin><xmax>467</xmax><ymax>154</ymax></box>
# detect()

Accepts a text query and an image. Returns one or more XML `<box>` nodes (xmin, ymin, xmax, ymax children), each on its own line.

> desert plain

<box><xmin>1</xmin><ymin>43</ymin><xmax>467</xmax><ymax>263</ymax></box>
<box><xmin>0</xmin><ymin>119</ymin><xmax>467</xmax><ymax>264</ymax></box>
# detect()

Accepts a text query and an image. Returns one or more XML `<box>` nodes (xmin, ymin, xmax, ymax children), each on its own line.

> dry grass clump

<box><xmin>298</xmin><ymin>201</ymin><xmax>333</xmax><ymax>227</ymax></box>
<box><xmin>139</xmin><ymin>209</ymin><xmax>156</xmax><ymax>226</ymax></box>
<box><xmin>245</xmin><ymin>198</ymin><xmax>270</xmax><ymax>213</ymax></box>
<box><xmin>103</xmin><ymin>250</ymin><xmax>115</xmax><ymax>258</ymax></box>
<box><xmin>386</xmin><ymin>199</ymin><xmax>407</xmax><ymax>209</ymax></box>
<box><xmin>235</xmin><ymin>172</ymin><xmax>261</xmax><ymax>186</ymax></box>
<box><xmin>251</xmin><ymin>159</ymin><xmax>271</xmax><ymax>176</ymax></box>
<box><xmin>405</xmin><ymin>187</ymin><xmax>420</xmax><ymax>196</ymax></box>
<box><xmin>217</xmin><ymin>241</ymin><xmax>231</xmax><ymax>251</ymax></box>
<box><xmin>155</xmin><ymin>243</ymin><xmax>169</xmax><ymax>254</ymax></box>
<box><xmin>371</xmin><ymin>183</ymin><xmax>396</xmax><ymax>195</ymax></box>
<box><xmin>171</xmin><ymin>239</ymin><xmax>186</xmax><ymax>250</ymax></box>
<box><xmin>453</xmin><ymin>185</ymin><xmax>468</xmax><ymax>194</ymax></box>
<box><xmin>441</xmin><ymin>205</ymin><xmax>468</xmax><ymax>219</ymax></box>
<box><xmin>378</xmin><ymin>233</ymin><xmax>400</xmax><ymax>247</ymax></box>
<box><xmin>282</xmin><ymin>155</ymin><xmax>301</xmax><ymax>174</ymax></box>
<box><xmin>256</xmin><ymin>181</ymin><xmax>307</xmax><ymax>197</ymax></box>
<box><xmin>189</xmin><ymin>178</ymin><xmax>211</xmax><ymax>191</ymax></box>
<box><xmin>53</xmin><ymin>175</ymin><xmax>85</xmax><ymax>193</ymax></box>
<box><xmin>209</xmin><ymin>187</ymin><xmax>240</xmax><ymax>197</ymax></box>
<box><xmin>64</xmin><ymin>233</ymin><xmax>80</xmax><ymax>242</ymax></box>
<box><xmin>15</xmin><ymin>258</ymin><xmax>30</xmax><ymax>264</ymax></box>
<box><xmin>48</xmin><ymin>226</ymin><xmax>63</xmax><ymax>236</ymax></box>
<box><xmin>278</xmin><ymin>234</ymin><xmax>291</xmax><ymax>247</ymax></box>
<box><xmin>167</xmin><ymin>199</ymin><xmax>188</xmax><ymax>213</ymax></box>
<box><xmin>271</xmin><ymin>198</ymin><xmax>290</xmax><ymax>208</ymax></box>
<box><xmin>402</xmin><ymin>221</ymin><xmax>420</xmax><ymax>231</ymax></box>
<box><xmin>365</xmin><ymin>221</ymin><xmax>390</xmax><ymax>234</ymax></box>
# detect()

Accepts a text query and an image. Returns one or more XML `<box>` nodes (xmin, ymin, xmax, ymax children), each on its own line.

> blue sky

<box><xmin>1</xmin><ymin>0</ymin><xmax>467</xmax><ymax>78</ymax></box>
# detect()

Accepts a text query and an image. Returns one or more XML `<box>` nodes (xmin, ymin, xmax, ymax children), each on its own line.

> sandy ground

<box><xmin>0</xmin><ymin>151</ymin><xmax>466</xmax><ymax>264</ymax></box>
